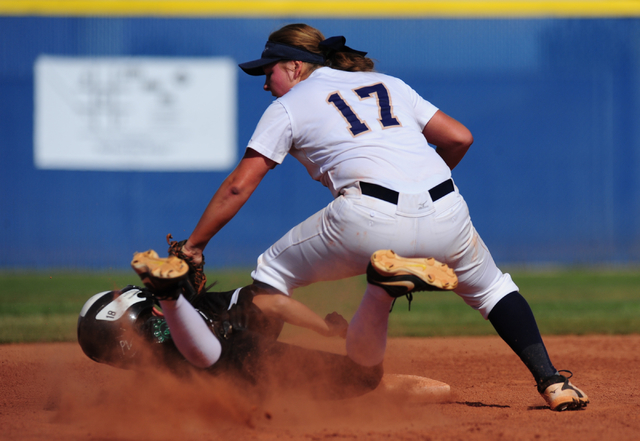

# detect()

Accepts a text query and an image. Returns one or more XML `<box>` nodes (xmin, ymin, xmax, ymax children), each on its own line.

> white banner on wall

<box><xmin>34</xmin><ymin>56</ymin><xmax>237</xmax><ymax>171</ymax></box>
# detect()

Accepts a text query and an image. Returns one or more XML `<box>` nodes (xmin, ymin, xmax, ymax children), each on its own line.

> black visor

<box><xmin>238</xmin><ymin>41</ymin><xmax>326</xmax><ymax>76</ymax></box>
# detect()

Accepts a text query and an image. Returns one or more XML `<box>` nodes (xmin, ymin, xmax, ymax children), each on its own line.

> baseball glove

<box><xmin>166</xmin><ymin>233</ymin><xmax>207</xmax><ymax>297</ymax></box>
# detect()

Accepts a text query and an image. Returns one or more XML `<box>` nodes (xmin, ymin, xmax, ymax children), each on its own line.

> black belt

<box><xmin>360</xmin><ymin>179</ymin><xmax>454</xmax><ymax>205</ymax></box>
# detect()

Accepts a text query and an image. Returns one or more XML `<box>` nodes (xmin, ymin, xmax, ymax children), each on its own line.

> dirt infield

<box><xmin>2</xmin><ymin>334</ymin><xmax>639</xmax><ymax>441</ymax></box>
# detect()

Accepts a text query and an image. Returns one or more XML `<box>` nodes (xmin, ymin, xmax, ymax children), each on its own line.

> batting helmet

<box><xmin>77</xmin><ymin>285</ymin><xmax>158</xmax><ymax>368</ymax></box>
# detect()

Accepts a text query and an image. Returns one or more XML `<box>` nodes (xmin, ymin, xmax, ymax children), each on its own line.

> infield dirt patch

<box><xmin>1</xmin><ymin>335</ymin><xmax>639</xmax><ymax>441</ymax></box>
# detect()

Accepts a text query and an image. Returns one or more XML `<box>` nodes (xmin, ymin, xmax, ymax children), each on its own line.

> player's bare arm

<box><xmin>252</xmin><ymin>293</ymin><xmax>348</xmax><ymax>338</ymax></box>
<box><xmin>183</xmin><ymin>148</ymin><xmax>276</xmax><ymax>264</ymax></box>
<box><xmin>423</xmin><ymin>110</ymin><xmax>473</xmax><ymax>170</ymax></box>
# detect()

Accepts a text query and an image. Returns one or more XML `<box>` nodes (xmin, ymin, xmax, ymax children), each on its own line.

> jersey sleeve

<box><xmin>246</xmin><ymin>101</ymin><xmax>293</xmax><ymax>164</ymax></box>
<box><xmin>405</xmin><ymin>84</ymin><xmax>439</xmax><ymax>130</ymax></box>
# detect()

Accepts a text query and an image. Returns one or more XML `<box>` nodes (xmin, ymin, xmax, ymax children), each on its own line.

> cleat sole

<box><xmin>131</xmin><ymin>250</ymin><xmax>189</xmax><ymax>280</ymax></box>
<box><xmin>371</xmin><ymin>250</ymin><xmax>458</xmax><ymax>291</ymax></box>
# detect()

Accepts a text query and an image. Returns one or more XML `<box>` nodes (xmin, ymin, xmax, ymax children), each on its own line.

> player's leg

<box><xmin>346</xmin><ymin>284</ymin><xmax>395</xmax><ymax>366</ymax></box>
<box><xmin>131</xmin><ymin>250</ymin><xmax>222</xmax><ymax>368</ymax></box>
<box><xmin>488</xmin><ymin>291</ymin><xmax>588</xmax><ymax>410</ymax></box>
<box><xmin>488</xmin><ymin>292</ymin><xmax>557</xmax><ymax>387</ymax></box>
<box><xmin>425</xmin><ymin>196</ymin><xmax>588</xmax><ymax>410</ymax></box>
<box><xmin>239</xmin><ymin>332</ymin><xmax>384</xmax><ymax>399</ymax></box>
<box><xmin>347</xmin><ymin>251</ymin><xmax>458</xmax><ymax>366</ymax></box>
<box><xmin>459</xmin><ymin>253</ymin><xmax>588</xmax><ymax>409</ymax></box>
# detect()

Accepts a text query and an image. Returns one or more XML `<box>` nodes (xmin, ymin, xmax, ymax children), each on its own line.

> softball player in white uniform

<box><xmin>247</xmin><ymin>65</ymin><xmax>516</xmax><ymax>316</ymax></box>
<box><xmin>176</xmin><ymin>24</ymin><xmax>588</xmax><ymax>411</ymax></box>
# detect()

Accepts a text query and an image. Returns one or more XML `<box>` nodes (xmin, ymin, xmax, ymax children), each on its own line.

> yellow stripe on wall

<box><xmin>2</xmin><ymin>0</ymin><xmax>640</xmax><ymax>18</ymax></box>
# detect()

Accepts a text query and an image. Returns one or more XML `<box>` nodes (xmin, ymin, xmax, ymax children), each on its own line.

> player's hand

<box><xmin>324</xmin><ymin>312</ymin><xmax>348</xmax><ymax>338</ymax></box>
<box><xmin>166</xmin><ymin>234</ymin><xmax>207</xmax><ymax>296</ymax></box>
<box><xmin>181</xmin><ymin>240</ymin><xmax>203</xmax><ymax>266</ymax></box>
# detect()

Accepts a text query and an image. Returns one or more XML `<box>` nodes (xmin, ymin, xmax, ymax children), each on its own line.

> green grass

<box><xmin>0</xmin><ymin>268</ymin><xmax>639</xmax><ymax>343</ymax></box>
<box><xmin>504</xmin><ymin>270</ymin><xmax>640</xmax><ymax>335</ymax></box>
<box><xmin>281</xmin><ymin>269</ymin><xmax>640</xmax><ymax>337</ymax></box>
<box><xmin>0</xmin><ymin>269</ymin><xmax>255</xmax><ymax>343</ymax></box>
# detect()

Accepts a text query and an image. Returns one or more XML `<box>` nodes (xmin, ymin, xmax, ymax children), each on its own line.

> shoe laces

<box><xmin>558</xmin><ymin>369</ymin><xmax>573</xmax><ymax>379</ymax></box>
<box><xmin>389</xmin><ymin>292</ymin><xmax>413</xmax><ymax>312</ymax></box>
<box><xmin>538</xmin><ymin>369</ymin><xmax>573</xmax><ymax>393</ymax></box>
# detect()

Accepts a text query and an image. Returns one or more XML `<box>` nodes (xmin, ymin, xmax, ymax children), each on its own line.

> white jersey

<box><xmin>248</xmin><ymin>66</ymin><xmax>518</xmax><ymax>323</ymax></box>
<box><xmin>247</xmin><ymin>67</ymin><xmax>452</xmax><ymax>197</ymax></box>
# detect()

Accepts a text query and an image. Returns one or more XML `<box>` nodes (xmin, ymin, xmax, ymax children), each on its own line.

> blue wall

<box><xmin>1</xmin><ymin>17</ymin><xmax>639</xmax><ymax>269</ymax></box>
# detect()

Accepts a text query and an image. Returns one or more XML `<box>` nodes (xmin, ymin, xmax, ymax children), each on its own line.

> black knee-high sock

<box><xmin>488</xmin><ymin>291</ymin><xmax>557</xmax><ymax>388</ymax></box>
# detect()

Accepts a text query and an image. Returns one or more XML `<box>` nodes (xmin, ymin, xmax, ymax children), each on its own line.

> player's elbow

<box><xmin>448</xmin><ymin>130</ymin><xmax>473</xmax><ymax>159</ymax></box>
<box><xmin>464</xmin><ymin>131</ymin><xmax>474</xmax><ymax>148</ymax></box>
<box><xmin>227</xmin><ymin>184</ymin><xmax>244</xmax><ymax>197</ymax></box>
<box><xmin>464</xmin><ymin>131</ymin><xmax>473</xmax><ymax>150</ymax></box>
<box><xmin>454</xmin><ymin>127</ymin><xmax>473</xmax><ymax>151</ymax></box>
<box><xmin>223</xmin><ymin>178</ymin><xmax>255</xmax><ymax>202</ymax></box>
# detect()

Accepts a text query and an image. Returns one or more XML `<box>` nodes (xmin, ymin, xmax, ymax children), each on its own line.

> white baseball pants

<box><xmin>252</xmin><ymin>181</ymin><xmax>518</xmax><ymax>320</ymax></box>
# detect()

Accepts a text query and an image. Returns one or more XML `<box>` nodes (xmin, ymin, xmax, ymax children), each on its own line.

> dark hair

<box><xmin>268</xmin><ymin>23</ymin><xmax>375</xmax><ymax>72</ymax></box>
